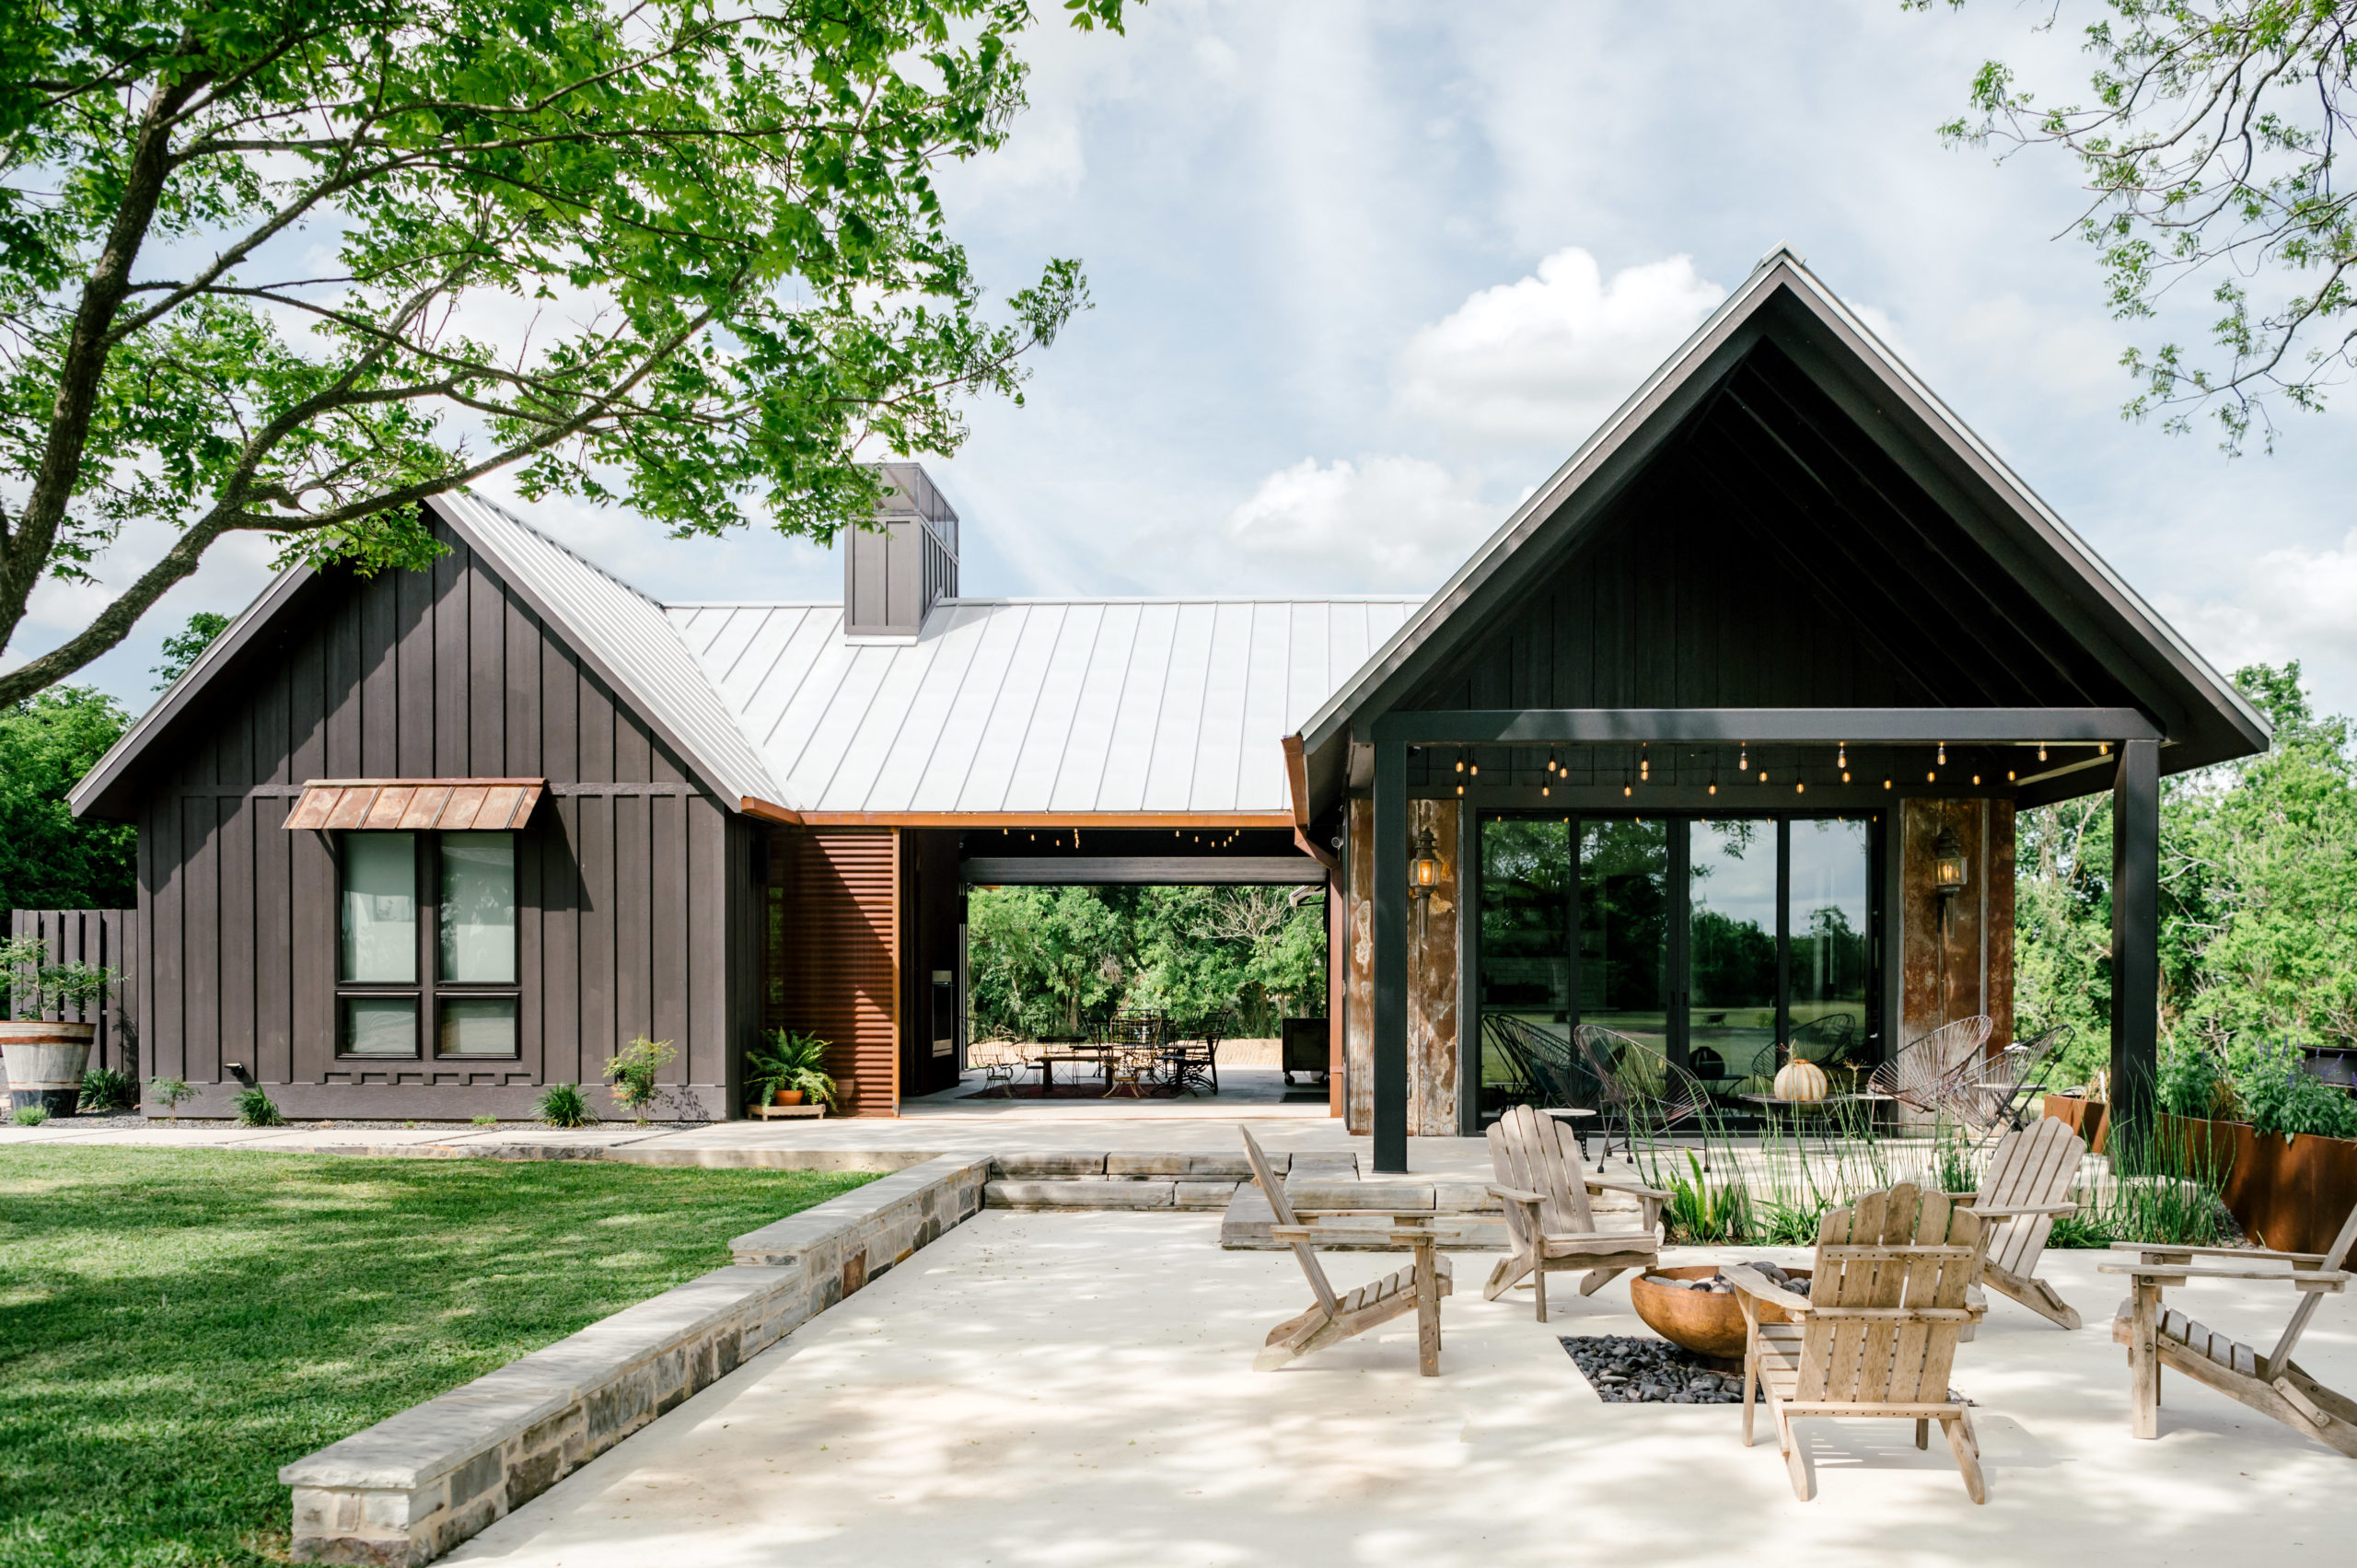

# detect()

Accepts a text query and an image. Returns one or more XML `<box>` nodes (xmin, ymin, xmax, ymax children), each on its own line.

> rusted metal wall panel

<box><xmin>773</xmin><ymin>826</ymin><xmax>900</xmax><ymax>1116</ymax></box>
<box><xmin>1898</xmin><ymin>797</ymin><xmax>2014</xmax><ymax>1061</ymax></box>
<box><xmin>1342</xmin><ymin>795</ymin><xmax>1460</xmax><ymax>1135</ymax></box>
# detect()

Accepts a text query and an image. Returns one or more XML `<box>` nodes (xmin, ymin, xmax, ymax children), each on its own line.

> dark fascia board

<box><xmin>960</xmin><ymin>855</ymin><xmax>1327</xmax><ymax>886</ymax></box>
<box><xmin>1291</xmin><ymin>248</ymin><xmax>2269</xmax><ymax>817</ymax></box>
<box><xmin>68</xmin><ymin>494</ymin><xmax>739</xmax><ymax>820</ymax></box>
<box><xmin>68</xmin><ymin>559</ymin><xmax>323</xmax><ymax>821</ymax></box>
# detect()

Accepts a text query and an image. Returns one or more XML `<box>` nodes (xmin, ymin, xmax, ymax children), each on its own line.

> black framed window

<box><xmin>337</xmin><ymin>831</ymin><xmax>519</xmax><ymax>1059</ymax></box>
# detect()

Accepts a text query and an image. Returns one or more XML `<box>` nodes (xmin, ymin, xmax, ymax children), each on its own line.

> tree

<box><xmin>1924</xmin><ymin>1</ymin><xmax>2357</xmax><ymax>447</ymax></box>
<box><xmin>0</xmin><ymin>0</ymin><xmax>1127</xmax><ymax>705</ymax></box>
<box><xmin>150</xmin><ymin>610</ymin><xmax>228</xmax><ymax>689</ymax></box>
<box><xmin>0</xmin><ymin>685</ymin><xmax>137</xmax><ymax>912</ymax></box>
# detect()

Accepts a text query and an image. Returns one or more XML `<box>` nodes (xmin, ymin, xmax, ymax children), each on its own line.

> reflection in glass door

<box><xmin>1578</xmin><ymin>819</ymin><xmax>1670</xmax><ymax>1058</ymax></box>
<box><xmin>1474</xmin><ymin>811</ymin><xmax>1879</xmax><ymax>1121</ymax></box>
<box><xmin>1790</xmin><ymin>819</ymin><xmax>1873</xmax><ymax>1047</ymax></box>
<box><xmin>1687</xmin><ymin>820</ymin><xmax>1779</xmax><ymax>1085</ymax></box>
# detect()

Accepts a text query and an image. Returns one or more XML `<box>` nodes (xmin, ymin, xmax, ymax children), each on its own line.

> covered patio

<box><xmin>1288</xmin><ymin>250</ymin><xmax>2268</xmax><ymax>1173</ymax></box>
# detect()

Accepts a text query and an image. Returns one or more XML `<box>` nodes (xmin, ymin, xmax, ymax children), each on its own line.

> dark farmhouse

<box><xmin>65</xmin><ymin>250</ymin><xmax>2265</xmax><ymax>1144</ymax></box>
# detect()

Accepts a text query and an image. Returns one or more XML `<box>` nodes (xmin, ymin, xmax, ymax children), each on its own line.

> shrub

<box><xmin>470</xmin><ymin>1114</ymin><xmax>497</xmax><ymax>1126</ymax></box>
<box><xmin>602</xmin><ymin>1037</ymin><xmax>678</xmax><ymax>1122</ymax></box>
<box><xmin>536</xmin><ymin>1081</ymin><xmax>596</xmax><ymax>1129</ymax></box>
<box><xmin>13</xmin><ymin>1105</ymin><xmax>49</xmax><ymax>1126</ymax></box>
<box><xmin>147</xmin><ymin>1076</ymin><xmax>195</xmax><ymax>1122</ymax></box>
<box><xmin>2157</xmin><ymin>1033</ymin><xmax>2223</xmax><ymax>1121</ymax></box>
<box><xmin>231</xmin><ymin>1086</ymin><xmax>284</xmax><ymax>1127</ymax></box>
<box><xmin>1661</xmin><ymin>1152</ymin><xmax>1750</xmax><ymax>1244</ymax></box>
<box><xmin>2045</xmin><ymin>1210</ymin><xmax>2115</xmax><ymax>1249</ymax></box>
<box><xmin>2225</xmin><ymin>1039</ymin><xmax>2357</xmax><ymax>1140</ymax></box>
<box><xmin>78</xmin><ymin>1066</ymin><xmax>137</xmax><ymax>1112</ymax></box>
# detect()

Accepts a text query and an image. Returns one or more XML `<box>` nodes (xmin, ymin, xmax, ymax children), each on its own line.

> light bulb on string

<box><xmin>1738</xmin><ymin>742</ymin><xmax>1747</xmax><ymax>772</ymax></box>
<box><xmin>1838</xmin><ymin>741</ymin><xmax>1847</xmax><ymax>768</ymax></box>
<box><xmin>2038</xmin><ymin>744</ymin><xmax>2048</xmax><ymax>762</ymax></box>
<box><xmin>1937</xmin><ymin>741</ymin><xmax>1946</xmax><ymax>765</ymax></box>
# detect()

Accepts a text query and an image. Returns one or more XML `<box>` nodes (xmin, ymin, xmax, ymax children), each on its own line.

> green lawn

<box><xmin>0</xmin><ymin>1149</ymin><xmax>877</xmax><ymax>1568</ymax></box>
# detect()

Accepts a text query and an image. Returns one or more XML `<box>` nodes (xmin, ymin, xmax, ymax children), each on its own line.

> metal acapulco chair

<box><xmin>1866</xmin><ymin>1015</ymin><xmax>1995</xmax><ymax>1120</ymax></box>
<box><xmin>1573</xmin><ymin>1023</ymin><xmax>1713</xmax><ymax>1173</ymax></box>
<box><xmin>1947</xmin><ymin>1027</ymin><xmax>2068</xmax><ymax>1146</ymax></box>
<box><xmin>1480</xmin><ymin>1014</ymin><xmax>1606</xmax><ymax>1154</ymax></box>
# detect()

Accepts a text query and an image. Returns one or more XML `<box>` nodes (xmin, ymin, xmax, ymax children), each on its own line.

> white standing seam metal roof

<box><xmin>667</xmin><ymin>597</ymin><xmax>1420</xmax><ymax>815</ymax></box>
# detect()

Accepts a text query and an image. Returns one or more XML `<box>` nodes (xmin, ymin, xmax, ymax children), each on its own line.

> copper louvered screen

<box><xmin>775</xmin><ymin>828</ymin><xmax>900</xmax><ymax>1117</ymax></box>
<box><xmin>284</xmin><ymin>779</ymin><xmax>545</xmax><ymax>831</ymax></box>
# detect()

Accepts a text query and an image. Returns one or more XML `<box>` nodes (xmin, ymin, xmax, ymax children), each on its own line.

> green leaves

<box><xmin>1929</xmin><ymin>0</ymin><xmax>2357</xmax><ymax>449</ymax></box>
<box><xmin>0</xmin><ymin>0</ymin><xmax>1121</xmax><ymax>703</ymax></box>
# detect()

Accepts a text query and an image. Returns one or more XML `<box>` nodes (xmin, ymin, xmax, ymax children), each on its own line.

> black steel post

<box><xmin>2110</xmin><ymin>738</ymin><xmax>2160</xmax><ymax>1122</ymax></box>
<box><xmin>1374</xmin><ymin>738</ymin><xmax>1409</xmax><ymax>1173</ymax></box>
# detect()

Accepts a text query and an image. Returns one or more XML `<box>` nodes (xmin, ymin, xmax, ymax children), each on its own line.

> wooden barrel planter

<box><xmin>1</xmin><ymin>1020</ymin><xmax>96</xmax><ymax>1116</ymax></box>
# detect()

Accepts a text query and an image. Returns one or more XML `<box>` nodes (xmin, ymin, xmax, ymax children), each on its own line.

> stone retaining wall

<box><xmin>281</xmin><ymin>1155</ymin><xmax>988</xmax><ymax>1565</ymax></box>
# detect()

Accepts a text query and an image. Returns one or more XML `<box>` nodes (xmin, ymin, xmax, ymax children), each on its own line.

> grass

<box><xmin>0</xmin><ymin>1149</ymin><xmax>878</xmax><ymax>1568</ymax></box>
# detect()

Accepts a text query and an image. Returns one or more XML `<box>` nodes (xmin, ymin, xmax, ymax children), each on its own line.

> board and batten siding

<box><xmin>129</xmin><ymin>518</ymin><xmax>755</xmax><ymax>1119</ymax></box>
<box><xmin>768</xmin><ymin>827</ymin><xmax>900</xmax><ymax>1117</ymax></box>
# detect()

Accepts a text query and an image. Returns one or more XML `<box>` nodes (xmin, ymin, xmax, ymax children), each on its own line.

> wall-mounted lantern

<box><xmin>1933</xmin><ymin>820</ymin><xmax>1968</xmax><ymax>932</ymax></box>
<box><xmin>1409</xmin><ymin>827</ymin><xmax>1443</xmax><ymax>901</ymax></box>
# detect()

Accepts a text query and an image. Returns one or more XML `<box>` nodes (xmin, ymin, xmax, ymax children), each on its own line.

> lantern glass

<box><xmin>1409</xmin><ymin>827</ymin><xmax>1442</xmax><ymax>896</ymax></box>
<box><xmin>1932</xmin><ymin>826</ymin><xmax>1968</xmax><ymax>895</ymax></box>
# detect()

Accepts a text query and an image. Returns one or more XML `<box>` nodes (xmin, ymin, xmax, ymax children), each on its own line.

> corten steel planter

<box><xmin>2042</xmin><ymin>1093</ymin><xmax>2110</xmax><ymax>1154</ymax></box>
<box><xmin>1628</xmin><ymin>1266</ymin><xmax>1813</xmax><ymax>1361</ymax></box>
<box><xmin>2165</xmin><ymin>1114</ymin><xmax>2357</xmax><ymax>1258</ymax></box>
<box><xmin>1</xmin><ymin>1020</ymin><xmax>95</xmax><ymax>1116</ymax></box>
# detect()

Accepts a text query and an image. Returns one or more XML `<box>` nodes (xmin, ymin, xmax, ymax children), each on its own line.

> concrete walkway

<box><xmin>442</xmin><ymin>1216</ymin><xmax>2355</xmax><ymax>1568</ymax></box>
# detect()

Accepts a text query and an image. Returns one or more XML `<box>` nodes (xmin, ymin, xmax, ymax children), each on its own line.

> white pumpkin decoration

<box><xmin>1774</xmin><ymin>1059</ymin><xmax>1829</xmax><ymax>1104</ymax></box>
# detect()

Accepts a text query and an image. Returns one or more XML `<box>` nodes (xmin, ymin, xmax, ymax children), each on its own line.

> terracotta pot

<box><xmin>772</xmin><ymin>1088</ymin><xmax>805</xmax><ymax>1106</ymax></box>
<box><xmin>1</xmin><ymin>1020</ymin><xmax>96</xmax><ymax>1117</ymax></box>
<box><xmin>1628</xmin><ymin>1265</ymin><xmax>1813</xmax><ymax>1361</ymax></box>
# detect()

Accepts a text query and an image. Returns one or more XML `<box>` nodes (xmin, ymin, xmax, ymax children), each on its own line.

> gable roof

<box><xmin>670</xmin><ymin>596</ymin><xmax>1416</xmax><ymax>817</ymax></box>
<box><xmin>1291</xmin><ymin>247</ymin><xmax>2270</xmax><ymax>814</ymax></box>
<box><xmin>68</xmin><ymin>494</ymin><xmax>1415</xmax><ymax>824</ymax></box>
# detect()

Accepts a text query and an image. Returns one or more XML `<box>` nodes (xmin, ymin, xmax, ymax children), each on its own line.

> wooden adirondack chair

<box><xmin>1239</xmin><ymin>1127</ymin><xmax>1455</xmax><ymax>1376</ymax></box>
<box><xmin>2101</xmin><ymin>1199</ymin><xmax>2357</xmax><ymax>1457</ymax></box>
<box><xmin>1724</xmin><ymin>1184</ymin><xmax>1993</xmax><ymax>1503</ymax></box>
<box><xmin>1952</xmin><ymin>1115</ymin><xmax>2087</xmax><ymax>1330</ymax></box>
<box><xmin>1483</xmin><ymin>1104</ymin><xmax>1667</xmax><ymax>1321</ymax></box>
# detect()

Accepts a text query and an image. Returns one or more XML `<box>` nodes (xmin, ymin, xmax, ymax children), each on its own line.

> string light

<box><xmin>1937</xmin><ymin>741</ymin><xmax>1947</xmax><ymax>765</ymax></box>
<box><xmin>1640</xmin><ymin>744</ymin><xmax>1650</xmax><ymax>783</ymax></box>
<box><xmin>1738</xmin><ymin>742</ymin><xmax>1748</xmax><ymax>772</ymax></box>
<box><xmin>1883</xmin><ymin>779</ymin><xmax>1892</xmax><ymax>790</ymax></box>
<box><xmin>2038</xmin><ymin>744</ymin><xmax>2048</xmax><ymax>762</ymax></box>
<box><xmin>1759</xmin><ymin>771</ymin><xmax>1768</xmax><ymax>784</ymax></box>
<box><xmin>1838</xmin><ymin>741</ymin><xmax>1847</xmax><ymax>769</ymax></box>
<box><xmin>1972</xmin><ymin>774</ymin><xmax>1981</xmax><ymax>785</ymax></box>
<box><xmin>1455</xmin><ymin>750</ymin><xmax>1465</xmax><ymax>773</ymax></box>
<box><xmin>1794</xmin><ymin>781</ymin><xmax>1805</xmax><ymax>795</ymax></box>
<box><xmin>2007</xmin><ymin>770</ymin><xmax>2016</xmax><ymax>782</ymax></box>
<box><xmin>1926</xmin><ymin>772</ymin><xmax>1935</xmax><ymax>783</ymax></box>
<box><xmin>1842</xmin><ymin>771</ymin><xmax>1851</xmax><ymax>784</ymax></box>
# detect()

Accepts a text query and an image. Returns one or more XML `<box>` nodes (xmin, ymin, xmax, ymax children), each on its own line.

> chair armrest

<box><xmin>1966</xmin><ymin>1202</ymin><xmax>2081</xmax><ymax>1219</ymax></box>
<box><xmin>1586</xmin><ymin>1179</ymin><xmax>1675</xmax><ymax>1202</ymax></box>
<box><xmin>1721</xmin><ymin>1264</ymin><xmax>1813</xmax><ymax>1316</ymax></box>
<box><xmin>1487</xmin><ymin>1185</ymin><xmax>1545</xmax><ymax>1206</ymax></box>
<box><xmin>2105</xmin><ymin>1240</ymin><xmax>2334</xmax><ymax>1264</ymax></box>
<box><xmin>2098</xmin><ymin>1262</ymin><xmax>2347</xmax><ymax>1290</ymax></box>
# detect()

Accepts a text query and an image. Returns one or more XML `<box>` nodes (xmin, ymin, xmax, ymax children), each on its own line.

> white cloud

<box><xmin>1393</xmin><ymin>248</ymin><xmax>1724</xmax><ymax>447</ymax></box>
<box><xmin>2156</xmin><ymin>529</ymin><xmax>2357</xmax><ymax>686</ymax></box>
<box><xmin>1221</xmin><ymin>455</ymin><xmax>1493</xmax><ymax>591</ymax></box>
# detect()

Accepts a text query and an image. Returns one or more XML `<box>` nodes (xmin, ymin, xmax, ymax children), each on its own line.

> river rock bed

<box><xmin>1561</xmin><ymin>1334</ymin><xmax>1749</xmax><ymax>1404</ymax></box>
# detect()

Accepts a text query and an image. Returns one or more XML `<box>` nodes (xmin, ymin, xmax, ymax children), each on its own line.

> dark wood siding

<box><xmin>122</xmin><ymin>518</ymin><xmax>750</xmax><ymax>1119</ymax></box>
<box><xmin>771</xmin><ymin>827</ymin><xmax>900</xmax><ymax>1117</ymax></box>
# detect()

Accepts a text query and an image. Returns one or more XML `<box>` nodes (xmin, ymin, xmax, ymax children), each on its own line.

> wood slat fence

<box><xmin>6</xmin><ymin>909</ymin><xmax>139</xmax><ymax>1074</ymax></box>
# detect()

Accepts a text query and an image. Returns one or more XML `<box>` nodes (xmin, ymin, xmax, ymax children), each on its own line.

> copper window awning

<box><xmin>283</xmin><ymin>779</ymin><xmax>546</xmax><ymax>832</ymax></box>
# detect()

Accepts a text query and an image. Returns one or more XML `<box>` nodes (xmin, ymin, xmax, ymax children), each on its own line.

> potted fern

<box><xmin>2</xmin><ymin>936</ymin><xmax>122</xmax><ymax>1117</ymax></box>
<box><xmin>745</xmin><ymin>1029</ymin><xmax>836</xmax><ymax>1113</ymax></box>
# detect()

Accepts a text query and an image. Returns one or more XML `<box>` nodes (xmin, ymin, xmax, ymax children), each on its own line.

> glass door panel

<box><xmin>1578</xmin><ymin>818</ymin><xmax>1670</xmax><ymax>1058</ymax></box>
<box><xmin>1687</xmin><ymin>819</ymin><xmax>1779</xmax><ymax>1086</ymax></box>
<box><xmin>1479</xmin><ymin>818</ymin><xmax>1573</xmax><ymax>1112</ymax></box>
<box><xmin>1790</xmin><ymin>818</ymin><xmax>1874</xmax><ymax>1057</ymax></box>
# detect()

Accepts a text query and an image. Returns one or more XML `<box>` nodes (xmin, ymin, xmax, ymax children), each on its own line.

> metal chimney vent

<box><xmin>844</xmin><ymin>462</ymin><xmax>959</xmax><ymax>638</ymax></box>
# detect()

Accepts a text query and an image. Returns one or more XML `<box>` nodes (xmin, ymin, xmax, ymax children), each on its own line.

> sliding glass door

<box><xmin>1475</xmin><ymin>811</ymin><xmax>1879</xmax><ymax>1120</ymax></box>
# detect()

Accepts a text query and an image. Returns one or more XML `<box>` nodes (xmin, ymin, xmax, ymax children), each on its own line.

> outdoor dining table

<box><xmin>1032</xmin><ymin>1047</ymin><xmax>1125</xmax><ymax>1092</ymax></box>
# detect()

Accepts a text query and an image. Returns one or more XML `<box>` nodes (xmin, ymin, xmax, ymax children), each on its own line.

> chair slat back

<box><xmin>1797</xmin><ymin>1184</ymin><xmax>1985</xmax><ymax>1404</ymax></box>
<box><xmin>1979</xmin><ymin>1116</ymin><xmax>2084</xmax><ymax>1277</ymax></box>
<box><xmin>1488</xmin><ymin>1105</ymin><xmax>1596</xmax><ymax>1240</ymax></box>
<box><xmin>1240</xmin><ymin>1127</ymin><xmax>1339</xmax><ymax>1317</ymax></box>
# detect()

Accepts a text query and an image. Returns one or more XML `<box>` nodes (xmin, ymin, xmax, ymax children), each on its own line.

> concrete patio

<box><xmin>435</xmin><ymin>1214</ymin><xmax>2355</xmax><ymax>1568</ymax></box>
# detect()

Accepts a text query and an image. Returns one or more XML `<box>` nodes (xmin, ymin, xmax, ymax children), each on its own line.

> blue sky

<box><xmin>28</xmin><ymin>2</ymin><xmax>2357</xmax><ymax>716</ymax></box>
